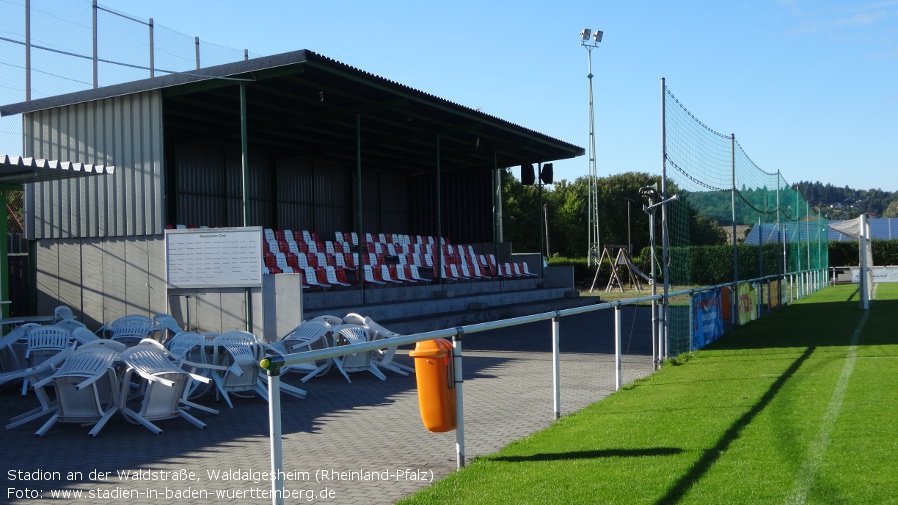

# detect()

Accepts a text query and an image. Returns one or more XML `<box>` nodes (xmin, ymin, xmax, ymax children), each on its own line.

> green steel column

<box><xmin>436</xmin><ymin>135</ymin><xmax>443</xmax><ymax>289</ymax></box>
<box><xmin>240</xmin><ymin>83</ymin><xmax>253</xmax><ymax>332</ymax></box>
<box><xmin>356</xmin><ymin>114</ymin><xmax>365</xmax><ymax>300</ymax></box>
<box><xmin>0</xmin><ymin>190</ymin><xmax>8</xmax><ymax>320</ymax></box>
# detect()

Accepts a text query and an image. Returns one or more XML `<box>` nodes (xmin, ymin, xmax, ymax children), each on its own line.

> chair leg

<box><xmin>121</xmin><ymin>407</ymin><xmax>163</xmax><ymax>434</ymax></box>
<box><xmin>35</xmin><ymin>413</ymin><xmax>60</xmax><ymax>437</ymax></box>
<box><xmin>332</xmin><ymin>358</ymin><xmax>353</xmax><ymax>383</ymax></box>
<box><xmin>177</xmin><ymin>408</ymin><xmax>207</xmax><ymax>429</ymax></box>
<box><xmin>180</xmin><ymin>399</ymin><xmax>219</xmax><ymax>415</ymax></box>
<box><xmin>374</xmin><ymin>361</ymin><xmax>411</xmax><ymax>377</ymax></box>
<box><xmin>87</xmin><ymin>408</ymin><xmax>118</xmax><ymax>438</ymax></box>
<box><xmin>7</xmin><ymin>405</ymin><xmax>58</xmax><ymax>429</ymax></box>
<box><xmin>368</xmin><ymin>364</ymin><xmax>387</xmax><ymax>381</ymax></box>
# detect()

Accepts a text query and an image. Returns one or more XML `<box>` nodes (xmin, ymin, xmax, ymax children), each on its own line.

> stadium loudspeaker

<box><xmin>521</xmin><ymin>164</ymin><xmax>535</xmax><ymax>185</ymax></box>
<box><xmin>540</xmin><ymin>163</ymin><xmax>553</xmax><ymax>184</ymax></box>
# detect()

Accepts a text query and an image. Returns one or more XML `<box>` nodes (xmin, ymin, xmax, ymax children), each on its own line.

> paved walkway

<box><xmin>1</xmin><ymin>307</ymin><xmax>655</xmax><ymax>504</ymax></box>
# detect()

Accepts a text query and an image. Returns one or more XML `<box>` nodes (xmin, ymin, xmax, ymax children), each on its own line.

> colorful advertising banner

<box><xmin>768</xmin><ymin>280</ymin><xmax>781</xmax><ymax>310</ymax></box>
<box><xmin>692</xmin><ymin>289</ymin><xmax>724</xmax><ymax>350</ymax></box>
<box><xmin>737</xmin><ymin>282</ymin><xmax>757</xmax><ymax>326</ymax></box>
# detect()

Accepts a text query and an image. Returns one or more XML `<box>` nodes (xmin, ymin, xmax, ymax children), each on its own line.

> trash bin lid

<box><xmin>408</xmin><ymin>338</ymin><xmax>452</xmax><ymax>358</ymax></box>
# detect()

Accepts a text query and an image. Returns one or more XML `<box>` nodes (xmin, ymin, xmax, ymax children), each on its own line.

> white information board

<box><xmin>165</xmin><ymin>227</ymin><xmax>263</xmax><ymax>289</ymax></box>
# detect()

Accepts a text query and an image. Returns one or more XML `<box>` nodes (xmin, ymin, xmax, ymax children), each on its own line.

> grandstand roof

<box><xmin>1</xmin><ymin>49</ymin><xmax>583</xmax><ymax>173</ymax></box>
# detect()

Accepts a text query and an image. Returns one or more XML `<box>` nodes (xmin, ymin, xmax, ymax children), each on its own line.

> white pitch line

<box><xmin>785</xmin><ymin>310</ymin><xmax>869</xmax><ymax>505</ymax></box>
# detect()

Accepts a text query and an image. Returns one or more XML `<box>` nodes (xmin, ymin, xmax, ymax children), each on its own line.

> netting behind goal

<box><xmin>662</xmin><ymin>81</ymin><xmax>828</xmax><ymax>356</ymax></box>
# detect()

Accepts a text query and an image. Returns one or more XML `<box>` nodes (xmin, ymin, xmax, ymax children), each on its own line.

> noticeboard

<box><xmin>165</xmin><ymin>227</ymin><xmax>263</xmax><ymax>289</ymax></box>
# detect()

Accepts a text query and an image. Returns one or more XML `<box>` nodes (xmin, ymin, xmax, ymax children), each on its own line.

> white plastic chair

<box><xmin>266</xmin><ymin>320</ymin><xmax>334</xmax><ymax>383</ymax></box>
<box><xmin>52</xmin><ymin>305</ymin><xmax>75</xmax><ymax>323</ymax></box>
<box><xmin>408</xmin><ymin>264</ymin><xmax>432</xmax><ymax>284</ymax></box>
<box><xmin>330</xmin><ymin>325</ymin><xmax>386</xmax><ymax>383</ymax></box>
<box><xmin>2</xmin><ymin>346</ymin><xmax>73</xmax><ymax>430</ymax></box>
<box><xmin>0</xmin><ymin>323</ymin><xmax>39</xmax><ymax>373</ymax></box>
<box><xmin>33</xmin><ymin>346</ymin><xmax>120</xmax><ymax>437</ymax></box>
<box><xmin>102</xmin><ymin>314</ymin><xmax>155</xmax><ymax>347</ymax></box>
<box><xmin>325</xmin><ymin>266</ymin><xmax>351</xmax><ymax>287</ymax></box>
<box><xmin>362</xmin><ymin>265</ymin><xmax>387</xmax><ymax>285</ymax></box>
<box><xmin>50</xmin><ymin>318</ymin><xmax>87</xmax><ymax>333</ymax></box>
<box><xmin>379</xmin><ymin>264</ymin><xmax>403</xmax><ymax>285</ymax></box>
<box><xmin>211</xmin><ymin>331</ymin><xmax>305</xmax><ymax>407</ymax></box>
<box><xmin>23</xmin><ymin>326</ymin><xmax>73</xmax><ymax>394</ymax></box>
<box><xmin>164</xmin><ymin>332</ymin><xmax>221</xmax><ymax>399</ymax></box>
<box><xmin>343</xmin><ymin>314</ymin><xmax>414</xmax><ymax>377</ymax></box>
<box><xmin>119</xmin><ymin>342</ymin><xmax>219</xmax><ymax>434</ymax></box>
<box><xmin>153</xmin><ymin>313</ymin><xmax>184</xmax><ymax>344</ymax></box>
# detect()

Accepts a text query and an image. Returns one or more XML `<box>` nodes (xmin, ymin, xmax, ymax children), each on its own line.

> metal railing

<box><xmin>259</xmin><ymin>267</ymin><xmax>827</xmax><ymax>505</ymax></box>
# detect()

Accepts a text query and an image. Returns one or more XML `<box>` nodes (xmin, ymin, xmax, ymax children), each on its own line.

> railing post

<box><xmin>614</xmin><ymin>305</ymin><xmax>622</xmax><ymax>391</ymax></box>
<box><xmin>262</xmin><ymin>357</ymin><xmax>285</xmax><ymax>505</ymax></box>
<box><xmin>552</xmin><ymin>315</ymin><xmax>561</xmax><ymax>419</ymax></box>
<box><xmin>452</xmin><ymin>333</ymin><xmax>465</xmax><ymax>469</ymax></box>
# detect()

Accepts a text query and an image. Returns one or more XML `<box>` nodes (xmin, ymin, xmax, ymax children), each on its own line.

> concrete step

<box><xmin>302</xmin><ymin>282</ymin><xmax>600</xmax><ymax>334</ymax></box>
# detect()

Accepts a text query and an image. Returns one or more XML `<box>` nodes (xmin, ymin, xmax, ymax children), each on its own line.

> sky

<box><xmin>1</xmin><ymin>0</ymin><xmax>896</xmax><ymax>191</ymax></box>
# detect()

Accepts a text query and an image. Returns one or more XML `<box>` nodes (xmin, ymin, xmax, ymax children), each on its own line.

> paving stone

<box><xmin>0</xmin><ymin>308</ymin><xmax>654</xmax><ymax>504</ymax></box>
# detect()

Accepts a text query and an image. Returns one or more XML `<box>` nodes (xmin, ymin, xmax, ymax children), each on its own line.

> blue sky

<box><xmin>2</xmin><ymin>1</ymin><xmax>896</xmax><ymax>191</ymax></box>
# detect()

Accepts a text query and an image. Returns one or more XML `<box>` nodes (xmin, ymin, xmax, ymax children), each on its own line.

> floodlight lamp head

<box><xmin>594</xmin><ymin>30</ymin><xmax>603</xmax><ymax>43</ymax></box>
<box><xmin>581</xmin><ymin>28</ymin><xmax>591</xmax><ymax>41</ymax></box>
<box><xmin>639</xmin><ymin>182</ymin><xmax>659</xmax><ymax>196</ymax></box>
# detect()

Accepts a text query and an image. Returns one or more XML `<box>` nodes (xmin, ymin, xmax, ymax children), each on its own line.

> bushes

<box><xmin>553</xmin><ymin>239</ymin><xmax>898</xmax><ymax>287</ymax></box>
<box><xmin>831</xmin><ymin>239</ymin><xmax>898</xmax><ymax>266</ymax></box>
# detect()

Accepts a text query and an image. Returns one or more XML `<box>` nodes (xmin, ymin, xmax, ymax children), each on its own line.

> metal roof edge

<box><xmin>1</xmin><ymin>50</ymin><xmax>312</xmax><ymax>117</ymax></box>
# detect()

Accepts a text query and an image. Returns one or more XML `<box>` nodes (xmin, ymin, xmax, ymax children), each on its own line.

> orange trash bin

<box><xmin>409</xmin><ymin>338</ymin><xmax>457</xmax><ymax>432</ymax></box>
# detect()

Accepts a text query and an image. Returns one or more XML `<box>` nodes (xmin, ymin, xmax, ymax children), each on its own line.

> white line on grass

<box><xmin>785</xmin><ymin>310</ymin><xmax>869</xmax><ymax>505</ymax></box>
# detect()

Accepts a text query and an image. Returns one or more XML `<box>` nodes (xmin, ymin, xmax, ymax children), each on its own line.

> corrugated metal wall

<box><xmin>23</xmin><ymin>91</ymin><xmax>165</xmax><ymax>326</ymax></box>
<box><xmin>35</xmin><ymin>236</ymin><xmax>167</xmax><ymax>327</ymax></box>
<box><xmin>173</xmin><ymin>143</ymin><xmax>274</xmax><ymax>228</ymax></box>
<box><xmin>408</xmin><ymin>169</ymin><xmax>493</xmax><ymax>243</ymax></box>
<box><xmin>23</xmin><ymin>90</ymin><xmax>164</xmax><ymax>239</ymax></box>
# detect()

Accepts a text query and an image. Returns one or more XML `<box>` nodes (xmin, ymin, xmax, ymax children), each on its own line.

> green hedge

<box><xmin>553</xmin><ymin>239</ymin><xmax>898</xmax><ymax>287</ymax></box>
<box><xmin>831</xmin><ymin>239</ymin><xmax>898</xmax><ymax>266</ymax></box>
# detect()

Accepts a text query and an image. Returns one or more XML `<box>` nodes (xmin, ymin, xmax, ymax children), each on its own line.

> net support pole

<box><xmin>730</xmin><ymin>134</ymin><xmax>738</xmax><ymax>323</ymax></box>
<box><xmin>552</xmin><ymin>316</ymin><xmax>561</xmax><ymax>419</ymax></box>
<box><xmin>655</xmin><ymin>77</ymin><xmax>664</xmax><ymax>367</ymax></box>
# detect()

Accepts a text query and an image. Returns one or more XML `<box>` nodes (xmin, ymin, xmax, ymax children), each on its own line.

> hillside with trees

<box><xmin>502</xmin><ymin>171</ymin><xmax>896</xmax><ymax>264</ymax></box>
<box><xmin>794</xmin><ymin>181</ymin><xmax>898</xmax><ymax>220</ymax></box>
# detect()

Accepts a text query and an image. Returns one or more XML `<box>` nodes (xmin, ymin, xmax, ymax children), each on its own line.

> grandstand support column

<box><xmin>493</xmin><ymin>152</ymin><xmax>504</xmax><ymax>243</ymax></box>
<box><xmin>436</xmin><ymin>135</ymin><xmax>444</xmax><ymax>290</ymax></box>
<box><xmin>355</xmin><ymin>114</ymin><xmax>366</xmax><ymax>300</ymax></box>
<box><xmin>240</xmin><ymin>83</ymin><xmax>254</xmax><ymax>332</ymax></box>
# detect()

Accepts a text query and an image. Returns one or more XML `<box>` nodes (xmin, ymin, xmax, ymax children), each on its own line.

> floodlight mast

<box><xmin>581</xmin><ymin>28</ymin><xmax>603</xmax><ymax>268</ymax></box>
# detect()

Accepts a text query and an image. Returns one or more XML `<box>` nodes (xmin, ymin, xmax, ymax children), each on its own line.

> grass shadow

<box><xmin>655</xmin><ymin>345</ymin><xmax>816</xmax><ymax>505</ymax></box>
<box><xmin>487</xmin><ymin>447</ymin><xmax>685</xmax><ymax>462</ymax></box>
